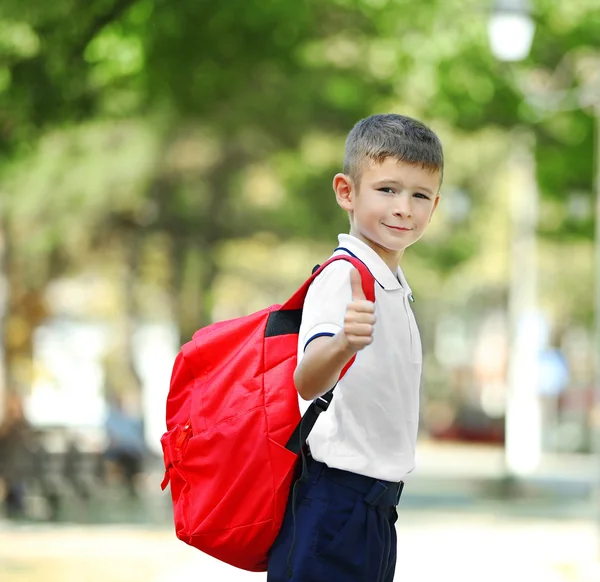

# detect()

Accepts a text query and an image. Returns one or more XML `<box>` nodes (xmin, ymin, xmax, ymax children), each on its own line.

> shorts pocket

<box><xmin>315</xmin><ymin>492</ymin><xmax>364</xmax><ymax>558</ymax></box>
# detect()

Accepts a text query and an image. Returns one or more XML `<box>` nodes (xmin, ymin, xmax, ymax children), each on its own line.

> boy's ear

<box><xmin>429</xmin><ymin>194</ymin><xmax>441</xmax><ymax>222</ymax></box>
<box><xmin>333</xmin><ymin>173</ymin><xmax>354</xmax><ymax>211</ymax></box>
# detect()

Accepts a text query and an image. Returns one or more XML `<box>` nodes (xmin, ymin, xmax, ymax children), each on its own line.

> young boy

<box><xmin>267</xmin><ymin>113</ymin><xmax>444</xmax><ymax>582</ymax></box>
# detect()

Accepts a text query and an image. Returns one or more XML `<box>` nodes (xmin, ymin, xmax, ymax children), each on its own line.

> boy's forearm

<box><xmin>294</xmin><ymin>333</ymin><xmax>356</xmax><ymax>401</ymax></box>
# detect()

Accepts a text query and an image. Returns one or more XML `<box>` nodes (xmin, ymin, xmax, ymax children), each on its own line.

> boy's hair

<box><xmin>343</xmin><ymin>114</ymin><xmax>444</xmax><ymax>185</ymax></box>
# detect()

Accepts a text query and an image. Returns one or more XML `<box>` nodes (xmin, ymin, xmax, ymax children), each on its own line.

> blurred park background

<box><xmin>0</xmin><ymin>0</ymin><xmax>599</xmax><ymax>580</ymax></box>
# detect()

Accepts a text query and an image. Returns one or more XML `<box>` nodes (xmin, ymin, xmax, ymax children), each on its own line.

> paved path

<box><xmin>1</xmin><ymin>510</ymin><xmax>598</xmax><ymax>582</ymax></box>
<box><xmin>2</xmin><ymin>441</ymin><xmax>597</xmax><ymax>581</ymax></box>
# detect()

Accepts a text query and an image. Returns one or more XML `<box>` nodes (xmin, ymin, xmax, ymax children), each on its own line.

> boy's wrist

<box><xmin>333</xmin><ymin>330</ymin><xmax>359</xmax><ymax>358</ymax></box>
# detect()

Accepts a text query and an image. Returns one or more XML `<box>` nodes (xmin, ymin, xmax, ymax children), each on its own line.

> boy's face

<box><xmin>334</xmin><ymin>157</ymin><xmax>441</xmax><ymax>267</ymax></box>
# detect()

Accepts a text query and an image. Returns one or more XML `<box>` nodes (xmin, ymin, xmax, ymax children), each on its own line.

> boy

<box><xmin>267</xmin><ymin>114</ymin><xmax>443</xmax><ymax>582</ymax></box>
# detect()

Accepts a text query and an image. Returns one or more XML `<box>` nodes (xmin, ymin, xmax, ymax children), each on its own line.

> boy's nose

<box><xmin>393</xmin><ymin>198</ymin><xmax>412</xmax><ymax>217</ymax></box>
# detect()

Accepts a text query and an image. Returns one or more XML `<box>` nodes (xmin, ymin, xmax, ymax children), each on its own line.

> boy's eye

<box><xmin>414</xmin><ymin>192</ymin><xmax>430</xmax><ymax>200</ymax></box>
<box><xmin>379</xmin><ymin>187</ymin><xmax>395</xmax><ymax>194</ymax></box>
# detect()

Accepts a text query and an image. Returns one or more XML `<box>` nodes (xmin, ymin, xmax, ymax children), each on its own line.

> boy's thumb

<box><xmin>350</xmin><ymin>267</ymin><xmax>365</xmax><ymax>300</ymax></box>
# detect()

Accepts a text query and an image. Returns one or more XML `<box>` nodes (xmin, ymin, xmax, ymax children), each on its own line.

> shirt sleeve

<box><xmin>297</xmin><ymin>260</ymin><xmax>354</xmax><ymax>364</ymax></box>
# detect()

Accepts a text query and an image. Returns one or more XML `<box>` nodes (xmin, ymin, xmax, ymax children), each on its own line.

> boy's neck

<box><xmin>347</xmin><ymin>230</ymin><xmax>402</xmax><ymax>272</ymax></box>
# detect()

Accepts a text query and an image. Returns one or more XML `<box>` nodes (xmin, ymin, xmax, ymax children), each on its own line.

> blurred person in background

<box><xmin>63</xmin><ymin>435</ymin><xmax>91</xmax><ymax>502</ymax></box>
<box><xmin>0</xmin><ymin>392</ymin><xmax>31</xmax><ymax>519</ymax></box>
<box><xmin>104</xmin><ymin>393</ymin><xmax>146</xmax><ymax>497</ymax></box>
<box><xmin>29</xmin><ymin>430</ymin><xmax>61</xmax><ymax>521</ymax></box>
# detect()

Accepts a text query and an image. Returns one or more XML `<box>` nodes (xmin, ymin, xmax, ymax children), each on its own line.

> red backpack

<box><xmin>160</xmin><ymin>254</ymin><xmax>375</xmax><ymax>572</ymax></box>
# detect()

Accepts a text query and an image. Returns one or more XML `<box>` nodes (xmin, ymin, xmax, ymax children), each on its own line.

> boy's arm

<box><xmin>294</xmin><ymin>268</ymin><xmax>375</xmax><ymax>401</ymax></box>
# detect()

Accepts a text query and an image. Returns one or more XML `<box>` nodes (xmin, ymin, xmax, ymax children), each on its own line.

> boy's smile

<box><xmin>334</xmin><ymin>157</ymin><xmax>441</xmax><ymax>270</ymax></box>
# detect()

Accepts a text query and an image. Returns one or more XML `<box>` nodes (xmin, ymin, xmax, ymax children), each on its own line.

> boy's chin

<box><xmin>355</xmin><ymin>230</ymin><xmax>408</xmax><ymax>254</ymax></box>
<box><xmin>372</xmin><ymin>239</ymin><xmax>407</xmax><ymax>255</ymax></box>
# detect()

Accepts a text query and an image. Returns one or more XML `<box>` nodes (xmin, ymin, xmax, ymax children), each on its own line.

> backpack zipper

<box><xmin>161</xmin><ymin>421</ymin><xmax>192</xmax><ymax>491</ymax></box>
<box><xmin>176</xmin><ymin>421</ymin><xmax>192</xmax><ymax>448</ymax></box>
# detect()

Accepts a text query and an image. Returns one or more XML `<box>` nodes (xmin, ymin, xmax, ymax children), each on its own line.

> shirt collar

<box><xmin>335</xmin><ymin>234</ymin><xmax>412</xmax><ymax>295</ymax></box>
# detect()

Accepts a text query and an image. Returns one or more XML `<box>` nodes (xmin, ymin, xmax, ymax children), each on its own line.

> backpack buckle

<box><xmin>315</xmin><ymin>394</ymin><xmax>332</xmax><ymax>413</ymax></box>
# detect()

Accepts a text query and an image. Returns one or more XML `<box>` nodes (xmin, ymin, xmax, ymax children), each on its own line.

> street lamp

<box><xmin>488</xmin><ymin>1</ymin><xmax>600</xmax><ymax>551</ymax></box>
<box><xmin>487</xmin><ymin>0</ymin><xmax>535</xmax><ymax>62</ymax></box>
<box><xmin>488</xmin><ymin>0</ymin><xmax>542</xmax><ymax>479</ymax></box>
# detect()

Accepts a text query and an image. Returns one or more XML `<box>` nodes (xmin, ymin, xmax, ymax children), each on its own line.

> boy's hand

<box><xmin>342</xmin><ymin>268</ymin><xmax>376</xmax><ymax>352</ymax></box>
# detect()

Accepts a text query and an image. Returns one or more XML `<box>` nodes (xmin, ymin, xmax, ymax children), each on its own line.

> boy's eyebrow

<box><xmin>373</xmin><ymin>179</ymin><xmax>435</xmax><ymax>196</ymax></box>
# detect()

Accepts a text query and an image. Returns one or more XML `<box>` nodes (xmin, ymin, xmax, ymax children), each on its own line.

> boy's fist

<box><xmin>342</xmin><ymin>268</ymin><xmax>376</xmax><ymax>351</ymax></box>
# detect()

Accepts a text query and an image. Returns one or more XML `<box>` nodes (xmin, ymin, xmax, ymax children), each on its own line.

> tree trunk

<box><xmin>0</xmin><ymin>217</ymin><xmax>8</xmax><ymax>419</ymax></box>
<box><xmin>170</xmin><ymin>239</ymin><xmax>219</xmax><ymax>348</ymax></box>
<box><xmin>2</xmin><ymin>266</ymin><xmax>48</xmax><ymax>402</ymax></box>
<box><xmin>102</xmin><ymin>229</ymin><xmax>144</xmax><ymax>415</ymax></box>
<box><xmin>122</xmin><ymin>229</ymin><xmax>144</xmax><ymax>411</ymax></box>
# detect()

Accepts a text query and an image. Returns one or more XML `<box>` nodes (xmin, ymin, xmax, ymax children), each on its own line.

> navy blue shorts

<box><xmin>267</xmin><ymin>457</ymin><xmax>402</xmax><ymax>582</ymax></box>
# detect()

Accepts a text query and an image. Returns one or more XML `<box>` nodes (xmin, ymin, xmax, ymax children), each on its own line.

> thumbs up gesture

<box><xmin>342</xmin><ymin>268</ymin><xmax>376</xmax><ymax>352</ymax></box>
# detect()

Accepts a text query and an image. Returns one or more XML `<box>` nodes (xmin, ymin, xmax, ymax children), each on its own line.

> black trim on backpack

<box><xmin>285</xmin><ymin>389</ymin><xmax>334</xmax><ymax>454</ymax></box>
<box><xmin>265</xmin><ymin>309</ymin><xmax>303</xmax><ymax>337</ymax></box>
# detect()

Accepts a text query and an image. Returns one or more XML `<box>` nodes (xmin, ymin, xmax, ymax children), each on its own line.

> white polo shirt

<box><xmin>297</xmin><ymin>233</ymin><xmax>422</xmax><ymax>482</ymax></box>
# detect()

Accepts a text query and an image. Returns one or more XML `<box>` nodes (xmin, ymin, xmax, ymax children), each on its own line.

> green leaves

<box><xmin>0</xmin><ymin>20</ymin><xmax>40</xmax><ymax>61</ymax></box>
<box><xmin>0</xmin><ymin>0</ymin><xmax>598</xmax><ymax>327</ymax></box>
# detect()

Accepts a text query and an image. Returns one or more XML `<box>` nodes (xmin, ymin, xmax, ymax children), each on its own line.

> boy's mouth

<box><xmin>383</xmin><ymin>224</ymin><xmax>412</xmax><ymax>232</ymax></box>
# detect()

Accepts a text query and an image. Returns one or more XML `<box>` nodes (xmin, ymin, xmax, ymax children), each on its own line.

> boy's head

<box><xmin>343</xmin><ymin>114</ymin><xmax>444</xmax><ymax>186</ymax></box>
<box><xmin>334</xmin><ymin>114</ymin><xmax>444</xmax><ymax>265</ymax></box>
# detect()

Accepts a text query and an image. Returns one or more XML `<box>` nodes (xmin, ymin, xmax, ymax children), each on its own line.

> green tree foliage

<box><xmin>0</xmin><ymin>0</ymin><xmax>598</xmax><ymax>351</ymax></box>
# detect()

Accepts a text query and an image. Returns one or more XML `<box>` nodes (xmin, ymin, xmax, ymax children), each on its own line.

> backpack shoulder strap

<box><xmin>281</xmin><ymin>254</ymin><xmax>376</xmax><ymax>310</ymax></box>
<box><xmin>283</xmin><ymin>254</ymin><xmax>377</xmax><ymax>454</ymax></box>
